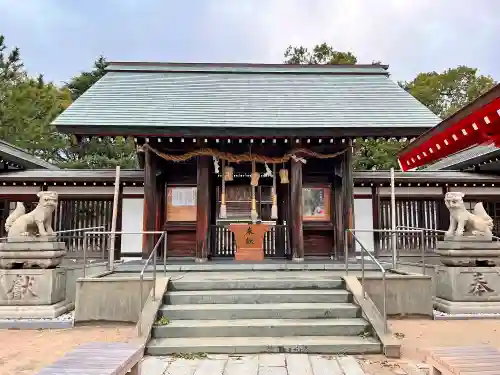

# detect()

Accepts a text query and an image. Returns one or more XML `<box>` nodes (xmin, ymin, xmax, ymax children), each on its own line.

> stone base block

<box><xmin>436</xmin><ymin>266</ymin><xmax>500</xmax><ymax>302</ymax></box>
<box><xmin>0</xmin><ymin>241</ymin><xmax>66</xmax><ymax>269</ymax></box>
<box><xmin>436</xmin><ymin>249</ymin><xmax>500</xmax><ymax>266</ymax></box>
<box><xmin>0</xmin><ymin>268</ymin><xmax>66</xmax><ymax>305</ymax></box>
<box><xmin>0</xmin><ymin>300</ymin><xmax>73</xmax><ymax>319</ymax></box>
<box><xmin>434</xmin><ymin>297</ymin><xmax>500</xmax><ymax>314</ymax></box>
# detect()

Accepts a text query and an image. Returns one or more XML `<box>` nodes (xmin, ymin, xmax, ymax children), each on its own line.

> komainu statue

<box><xmin>4</xmin><ymin>191</ymin><xmax>58</xmax><ymax>240</ymax></box>
<box><xmin>444</xmin><ymin>192</ymin><xmax>493</xmax><ymax>240</ymax></box>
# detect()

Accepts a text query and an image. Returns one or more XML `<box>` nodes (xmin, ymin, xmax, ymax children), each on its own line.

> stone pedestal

<box><xmin>434</xmin><ymin>239</ymin><xmax>500</xmax><ymax>314</ymax></box>
<box><xmin>0</xmin><ymin>239</ymin><xmax>66</xmax><ymax>269</ymax></box>
<box><xmin>0</xmin><ymin>238</ymin><xmax>71</xmax><ymax>318</ymax></box>
<box><xmin>0</xmin><ymin>268</ymin><xmax>72</xmax><ymax>318</ymax></box>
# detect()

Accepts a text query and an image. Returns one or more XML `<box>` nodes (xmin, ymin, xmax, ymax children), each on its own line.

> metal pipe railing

<box><xmin>347</xmin><ymin>229</ymin><xmax>388</xmax><ymax>333</ymax></box>
<box><xmin>83</xmin><ymin>230</ymin><xmax>166</xmax><ymax>277</ymax></box>
<box><xmin>0</xmin><ymin>226</ymin><xmax>106</xmax><ymax>242</ymax></box>
<box><xmin>396</xmin><ymin>225</ymin><xmax>500</xmax><ymax>242</ymax></box>
<box><xmin>344</xmin><ymin>228</ymin><xmax>425</xmax><ymax>274</ymax></box>
<box><xmin>138</xmin><ymin>231</ymin><xmax>167</xmax><ymax>336</ymax></box>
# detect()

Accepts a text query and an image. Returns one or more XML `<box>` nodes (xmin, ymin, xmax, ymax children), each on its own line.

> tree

<box><xmin>353</xmin><ymin>138</ymin><xmax>409</xmax><ymax>170</ymax></box>
<box><xmin>65</xmin><ymin>55</ymin><xmax>108</xmax><ymax>100</ymax></box>
<box><xmin>60</xmin><ymin>56</ymin><xmax>138</xmax><ymax>169</ymax></box>
<box><xmin>284</xmin><ymin>43</ymin><xmax>357</xmax><ymax>64</ymax></box>
<box><xmin>402</xmin><ymin>66</ymin><xmax>496</xmax><ymax>119</ymax></box>
<box><xmin>0</xmin><ymin>35</ymin><xmax>71</xmax><ymax>162</ymax></box>
<box><xmin>0</xmin><ymin>35</ymin><xmax>24</xmax><ymax>82</ymax></box>
<box><xmin>283</xmin><ymin>43</ymin><xmax>400</xmax><ymax>169</ymax></box>
<box><xmin>283</xmin><ymin>44</ymin><xmax>497</xmax><ymax>170</ymax></box>
<box><xmin>0</xmin><ymin>76</ymin><xmax>72</xmax><ymax>161</ymax></box>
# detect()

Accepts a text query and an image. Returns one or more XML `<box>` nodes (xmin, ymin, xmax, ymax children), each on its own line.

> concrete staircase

<box><xmin>146</xmin><ymin>273</ymin><xmax>382</xmax><ymax>355</ymax></box>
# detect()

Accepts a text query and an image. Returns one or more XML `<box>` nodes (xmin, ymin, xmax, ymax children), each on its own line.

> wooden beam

<box><xmin>142</xmin><ymin>148</ymin><xmax>157</xmax><ymax>259</ymax></box>
<box><xmin>343</xmin><ymin>139</ymin><xmax>355</xmax><ymax>254</ymax></box>
<box><xmin>290</xmin><ymin>158</ymin><xmax>304</xmax><ymax>260</ymax></box>
<box><xmin>114</xmin><ymin>183</ymin><xmax>124</xmax><ymax>262</ymax></box>
<box><xmin>195</xmin><ymin>156</ymin><xmax>210</xmax><ymax>260</ymax></box>
<box><xmin>371</xmin><ymin>185</ymin><xmax>380</xmax><ymax>256</ymax></box>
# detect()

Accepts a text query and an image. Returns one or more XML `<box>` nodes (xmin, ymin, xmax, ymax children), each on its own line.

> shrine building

<box><xmin>48</xmin><ymin>62</ymin><xmax>440</xmax><ymax>261</ymax></box>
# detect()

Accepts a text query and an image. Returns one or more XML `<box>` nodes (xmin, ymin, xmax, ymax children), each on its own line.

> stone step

<box><xmin>152</xmin><ymin>318</ymin><xmax>369</xmax><ymax>338</ymax></box>
<box><xmin>146</xmin><ymin>335</ymin><xmax>382</xmax><ymax>355</ymax></box>
<box><xmin>158</xmin><ymin>302</ymin><xmax>360</xmax><ymax>320</ymax></box>
<box><xmin>169</xmin><ymin>278</ymin><xmax>344</xmax><ymax>291</ymax></box>
<box><xmin>165</xmin><ymin>289</ymin><xmax>351</xmax><ymax>304</ymax></box>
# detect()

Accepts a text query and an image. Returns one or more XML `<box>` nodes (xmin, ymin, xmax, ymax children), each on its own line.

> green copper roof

<box><xmin>53</xmin><ymin>62</ymin><xmax>440</xmax><ymax>135</ymax></box>
<box><xmin>0</xmin><ymin>140</ymin><xmax>59</xmax><ymax>170</ymax></box>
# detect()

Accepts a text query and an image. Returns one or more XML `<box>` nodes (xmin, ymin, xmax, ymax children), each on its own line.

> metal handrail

<box><xmin>347</xmin><ymin>229</ymin><xmax>388</xmax><ymax>333</ymax></box>
<box><xmin>345</xmin><ymin>228</ymin><xmax>426</xmax><ymax>274</ymax></box>
<box><xmin>83</xmin><ymin>230</ymin><xmax>167</xmax><ymax>277</ymax></box>
<box><xmin>138</xmin><ymin>231</ymin><xmax>167</xmax><ymax>336</ymax></box>
<box><xmin>0</xmin><ymin>226</ymin><xmax>106</xmax><ymax>242</ymax></box>
<box><xmin>396</xmin><ymin>225</ymin><xmax>500</xmax><ymax>242</ymax></box>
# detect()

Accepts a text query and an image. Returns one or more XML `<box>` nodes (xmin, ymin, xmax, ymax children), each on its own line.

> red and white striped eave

<box><xmin>398</xmin><ymin>97</ymin><xmax>500</xmax><ymax>171</ymax></box>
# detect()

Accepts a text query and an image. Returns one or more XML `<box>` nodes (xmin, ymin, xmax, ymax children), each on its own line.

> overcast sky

<box><xmin>1</xmin><ymin>0</ymin><xmax>499</xmax><ymax>84</ymax></box>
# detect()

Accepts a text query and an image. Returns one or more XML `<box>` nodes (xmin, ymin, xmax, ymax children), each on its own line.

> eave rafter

<box><xmin>398</xmin><ymin>97</ymin><xmax>500</xmax><ymax>171</ymax></box>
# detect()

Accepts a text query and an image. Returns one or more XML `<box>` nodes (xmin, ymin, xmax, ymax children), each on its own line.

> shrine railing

<box><xmin>211</xmin><ymin>223</ymin><xmax>290</xmax><ymax>258</ymax></box>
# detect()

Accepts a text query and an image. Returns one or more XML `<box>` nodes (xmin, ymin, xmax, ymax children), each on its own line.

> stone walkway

<box><xmin>141</xmin><ymin>354</ymin><xmax>366</xmax><ymax>374</ymax></box>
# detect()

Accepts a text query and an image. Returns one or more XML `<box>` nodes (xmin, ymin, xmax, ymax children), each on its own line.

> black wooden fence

<box><xmin>0</xmin><ymin>197</ymin><xmax>114</xmax><ymax>257</ymax></box>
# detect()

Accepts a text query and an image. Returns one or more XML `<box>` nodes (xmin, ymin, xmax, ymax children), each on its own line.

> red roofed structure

<box><xmin>398</xmin><ymin>84</ymin><xmax>500</xmax><ymax>171</ymax></box>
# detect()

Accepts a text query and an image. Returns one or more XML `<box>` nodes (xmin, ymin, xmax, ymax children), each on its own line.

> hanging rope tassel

<box><xmin>219</xmin><ymin>159</ymin><xmax>227</xmax><ymax>219</ymax></box>
<box><xmin>271</xmin><ymin>163</ymin><xmax>278</xmax><ymax>219</ymax></box>
<box><xmin>251</xmin><ymin>160</ymin><xmax>258</xmax><ymax>223</ymax></box>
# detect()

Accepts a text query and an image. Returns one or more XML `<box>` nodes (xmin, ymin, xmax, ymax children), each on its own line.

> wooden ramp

<box><xmin>425</xmin><ymin>346</ymin><xmax>500</xmax><ymax>375</ymax></box>
<box><xmin>36</xmin><ymin>342</ymin><xmax>143</xmax><ymax>375</ymax></box>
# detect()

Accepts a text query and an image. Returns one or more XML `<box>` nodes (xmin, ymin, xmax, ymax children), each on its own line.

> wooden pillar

<box><xmin>290</xmin><ymin>159</ymin><xmax>304</xmax><ymax>260</ymax></box>
<box><xmin>342</xmin><ymin>139</ymin><xmax>355</xmax><ymax>254</ymax></box>
<box><xmin>143</xmin><ymin>148</ymin><xmax>157</xmax><ymax>259</ymax></box>
<box><xmin>114</xmin><ymin>184</ymin><xmax>124</xmax><ymax>261</ymax></box>
<box><xmin>372</xmin><ymin>185</ymin><xmax>381</xmax><ymax>256</ymax></box>
<box><xmin>195</xmin><ymin>156</ymin><xmax>210</xmax><ymax>261</ymax></box>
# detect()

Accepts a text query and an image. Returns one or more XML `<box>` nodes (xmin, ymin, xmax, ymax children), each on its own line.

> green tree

<box><xmin>60</xmin><ymin>56</ymin><xmax>138</xmax><ymax>169</ymax></box>
<box><xmin>0</xmin><ymin>35</ymin><xmax>24</xmax><ymax>82</ymax></box>
<box><xmin>284</xmin><ymin>43</ymin><xmax>357</xmax><ymax>64</ymax></box>
<box><xmin>0</xmin><ymin>35</ymin><xmax>71</xmax><ymax>162</ymax></box>
<box><xmin>65</xmin><ymin>55</ymin><xmax>108</xmax><ymax>100</ymax></box>
<box><xmin>402</xmin><ymin>66</ymin><xmax>496</xmax><ymax>118</ymax></box>
<box><xmin>283</xmin><ymin>43</ymin><xmax>399</xmax><ymax>170</ymax></box>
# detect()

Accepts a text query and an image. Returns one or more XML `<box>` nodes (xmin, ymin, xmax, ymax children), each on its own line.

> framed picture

<box><xmin>302</xmin><ymin>186</ymin><xmax>331</xmax><ymax>221</ymax></box>
<box><xmin>166</xmin><ymin>187</ymin><xmax>197</xmax><ymax>221</ymax></box>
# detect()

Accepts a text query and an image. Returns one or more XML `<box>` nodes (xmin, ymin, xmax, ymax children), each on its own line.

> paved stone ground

<box><xmin>140</xmin><ymin>354</ymin><xmax>366</xmax><ymax>375</ymax></box>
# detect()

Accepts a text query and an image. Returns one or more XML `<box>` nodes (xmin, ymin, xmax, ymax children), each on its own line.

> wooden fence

<box><xmin>0</xmin><ymin>197</ymin><xmax>115</xmax><ymax>257</ymax></box>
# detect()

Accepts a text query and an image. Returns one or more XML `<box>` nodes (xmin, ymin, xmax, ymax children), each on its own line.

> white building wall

<box><xmin>47</xmin><ymin>186</ymin><xmax>114</xmax><ymax>196</ymax></box>
<box><xmin>353</xmin><ymin>198</ymin><xmax>374</xmax><ymax>252</ymax></box>
<box><xmin>448</xmin><ymin>187</ymin><xmax>499</xmax><ymax>195</ymax></box>
<box><xmin>0</xmin><ymin>186</ymin><xmax>40</xmax><ymax>195</ymax></box>
<box><xmin>120</xmin><ymin>198</ymin><xmax>144</xmax><ymax>258</ymax></box>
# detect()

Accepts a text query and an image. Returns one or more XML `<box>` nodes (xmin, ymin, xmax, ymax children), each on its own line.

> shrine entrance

<box><xmin>210</xmin><ymin>181</ymin><xmax>290</xmax><ymax>259</ymax></box>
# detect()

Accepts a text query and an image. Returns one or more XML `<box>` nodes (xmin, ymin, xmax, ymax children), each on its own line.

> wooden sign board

<box><xmin>166</xmin><ymin>187</ymin><xmax>197</xmax><ymax>222</ymax></box>
<box><xmin>303</xmin><ymin>186</ymin><xmax>331</xmax><ymax>221</ymax></box>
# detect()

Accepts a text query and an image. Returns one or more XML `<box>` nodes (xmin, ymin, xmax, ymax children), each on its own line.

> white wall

<box><xmin>0</xmin><ymin>186</ymin><xmax>40</xmax><ymax>195</ymax></box>
<box><xmin>47</xmin><ymin>186</ymin><xmax>114</xmax><ymax>196</ymax></box>
<box><xmin>448</xmin><ymin>187</ymin><xmax>499</xmax><ymax>195</ymax></box>
<box><xmin>379</xmin><ymin>187</ymin><xmax>442</xmax><ymax>197</ymax></box>
<box><xmin>120</xmin><ymin>198</ymin><xmax>144</xmax><ymax>257</ymax></box>
<box><xmin>353</xmin><ymin>198</ymin><xmax>374</xmax><ymax>252</ymax></box>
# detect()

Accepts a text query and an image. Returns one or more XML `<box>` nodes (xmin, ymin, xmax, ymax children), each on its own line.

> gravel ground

<box><xmin>359</xmin><ymin>319</ymin><xmax>500</xmax><ymax>374</ymax></box>
<box><xmin>0</xmin><ymin>323</ymin><xmax>135</xmax><ymax>375</ymax></box>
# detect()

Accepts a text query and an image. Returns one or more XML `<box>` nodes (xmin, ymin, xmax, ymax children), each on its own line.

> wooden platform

<box><xmin>425</xmin><ymin>346</ymin><xmax>500</xmax><ymax>375</ymax></box>
<box><xmin>36</xmin><ymin>342</ymin><xmax>143</xmax><ymax>375</ymax></box>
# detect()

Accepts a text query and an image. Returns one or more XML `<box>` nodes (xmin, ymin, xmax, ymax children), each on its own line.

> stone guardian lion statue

<box><xmin>444</xmin><ymin>192</ymin><xmax>493</xmax><ymax>240</ymax></box>
<box><xmin>4</xmin><ymin>191</ymin><xmax>58</xmax><ymax>240</ymax></box>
